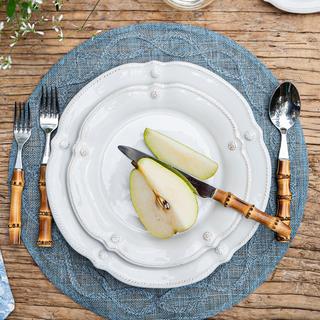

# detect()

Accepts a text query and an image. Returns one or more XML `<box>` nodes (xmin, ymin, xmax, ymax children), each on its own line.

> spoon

<box><xmin>269</xmin><ymin>81</ymin><xmax>301</xmax><ymax>242</ymax></box>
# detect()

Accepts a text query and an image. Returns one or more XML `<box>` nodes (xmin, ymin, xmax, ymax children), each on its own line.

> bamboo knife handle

<box><xmin>9</xmin><ymin>169</ymin><xmax>24</xmax><ymax>245</ymax></box>
<box><xmin>37</xmin><ymin>164</ymin><xmax>53</xmax><ymax>247</ymax></box>
<box><xmin>213</xmin><ymin>189</ymin><xmax>291</xmax><ymax>241</ymax></box>
<box><xmin>276</xmin><ymin>159</ymin><xmax>292</xmax><ymax>242</ymax></box>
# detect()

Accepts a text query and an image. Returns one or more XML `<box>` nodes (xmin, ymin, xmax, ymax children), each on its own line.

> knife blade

<box><xmin>118</xmin><ymin>145</ymin><xmax>291</xmax><ymax>240</ymax></box>
<box><xmin>118</xmin><ymin>145</ymin><xmax>216</xmax><ymax>198</ymax></box>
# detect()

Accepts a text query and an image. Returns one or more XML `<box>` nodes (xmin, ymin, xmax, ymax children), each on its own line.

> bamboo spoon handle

<box><xmin>37</xmin><ymin>164</ymin><xmax>53</xmax><ymax>247</ymax></box>
<box><xmin>276</xmin><ymin>159</ymin><xmax>292</xmax><ymax>242</ymax></box>
<box><xmin>9</xmin><ymin>169</ymin><xmax>24</xmax><ymax>245</ymax></box>
<box><xmin>213</xmin><ymin>189</ymin><xmax>291</xmax><ymax>241</ymax></box>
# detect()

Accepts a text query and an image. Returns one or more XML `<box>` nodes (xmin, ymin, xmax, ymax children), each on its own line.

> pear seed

<box><xmin>156</xmin><ymin>195</ymin><xmax>170</xmax><ymax>210</ymax></box>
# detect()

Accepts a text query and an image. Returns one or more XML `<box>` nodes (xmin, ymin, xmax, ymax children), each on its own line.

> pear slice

<box><xmin>155</xmin><ymin>161</ymin><xmax>198</xmax><ymax>195</ymax></box>
<box><xmin>144</xmin><ymin>128</ymin><xmax>218</xmax><ymax>180</ymax></box>
<box><xmin>130</xmin><ymin>158</ymin><xmax>198</xmax><ymax>239</ymax></box>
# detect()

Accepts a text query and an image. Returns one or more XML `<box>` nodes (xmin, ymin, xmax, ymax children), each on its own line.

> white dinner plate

<box><xmin>264</xmin><ymin>0</ymin><xmax>320</xmax><ymax>13</ymax></box>
<box><xmin>67</xmin><ymin>83</ymin><xmax>251</xmax><ymax>268</ymax></box>
<box><xmin>47</xmin><ymin>61</ymin><xmax>271</xmax><ymax>288</ymax></box>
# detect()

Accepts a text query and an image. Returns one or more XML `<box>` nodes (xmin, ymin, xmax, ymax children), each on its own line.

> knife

<box><xmin>118</xmin><ymin>145</ymin><xmax>291</xmax><ymax>241</ymax></box>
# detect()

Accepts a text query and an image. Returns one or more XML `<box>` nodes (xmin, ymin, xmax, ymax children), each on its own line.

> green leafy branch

<box><xmin>0</xmin><ymin>0</ymin><xmax>64</xmax><ymax>70</ymax></box>
<box><xmin>0</xmin><ymin>0</ymin><xmax>103</xmax><ymax>70</ymax></box>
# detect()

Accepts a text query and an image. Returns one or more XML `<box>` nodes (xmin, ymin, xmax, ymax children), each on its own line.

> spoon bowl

<box><xmin>269</xmin><ymin>81</ymin><xmax>301</xmax><ymax>133</ymax></box>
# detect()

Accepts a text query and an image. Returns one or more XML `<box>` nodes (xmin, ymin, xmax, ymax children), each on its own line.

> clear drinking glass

<box><xmin>163</xmin><ymin>0</ymin><xmax>214</xmax><ymax>10</ymax></box>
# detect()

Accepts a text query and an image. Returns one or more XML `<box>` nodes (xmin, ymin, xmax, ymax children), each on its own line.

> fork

<box><xmin>9</xmin><ymin>102</ymin><xmax>32</xmax><ymax>245</ymax></box>
<box><xmin>37</xmin><ymin>86</ymin><xmax>59</xmax><ymax>247</ymax></box>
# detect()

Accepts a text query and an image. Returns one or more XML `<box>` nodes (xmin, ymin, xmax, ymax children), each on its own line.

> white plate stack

<box><xmin>47</xmin><ymin>61</ymin><xmax>271</xmax><ymax>288</ymax></box>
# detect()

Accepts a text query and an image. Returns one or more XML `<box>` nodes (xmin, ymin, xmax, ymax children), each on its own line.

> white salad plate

<box><xmin>47</xmin><ymin>61</ymin><xmax>271</xmax><ymax>288</ymax></box>
<box><xmin>264</xmin><ymin>0</ymin><xmax>320</xmax><ymax>13</ymax></box>
<box><xmin>68</xmin><ymin>83</ymin><xmax>251</xmax><ymax>268</ymax></box>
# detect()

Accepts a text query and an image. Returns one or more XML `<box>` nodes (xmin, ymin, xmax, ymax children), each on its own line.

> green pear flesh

<box><xmin>153</xmin><ymin>160</ymin><xmax>198</xmax><ymax>195</ymax></box>
<box><xmin>130</xmin><ymin>158</ymin><xmax>198</xmax><ymax>239</ymax></box>
<box><xmin>130</xmin><ymin>169</ymin><xmax>175</xmax><ymax>239</ymax></box>
<box><xmin>144</xmin><ymin>128</ymin><xmax>218</xmax><ymax>180</ymax></box>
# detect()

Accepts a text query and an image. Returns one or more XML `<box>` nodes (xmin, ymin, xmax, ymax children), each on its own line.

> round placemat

<box><xmin>8</xmin><ymin>23</ymin><xmax>308</xmax><ymax>319</ymax></box>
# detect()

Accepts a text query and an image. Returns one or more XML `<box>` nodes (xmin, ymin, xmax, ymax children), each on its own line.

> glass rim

<box><xmin>163</xmin><ymin>0</ymin><xmax>214</xmax><ymax>10</ymax></box>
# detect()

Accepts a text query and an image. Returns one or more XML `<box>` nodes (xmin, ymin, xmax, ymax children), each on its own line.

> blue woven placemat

<box><xmin>8</xmin><ymin>23</ymin><xmax>308</xmax><ymax>320</ymax></box>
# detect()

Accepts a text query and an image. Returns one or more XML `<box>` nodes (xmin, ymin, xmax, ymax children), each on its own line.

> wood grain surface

<box><xmin>0</xmin><ymin>0</ymin><xmax>319</xmax><ymax>319</ymax></box>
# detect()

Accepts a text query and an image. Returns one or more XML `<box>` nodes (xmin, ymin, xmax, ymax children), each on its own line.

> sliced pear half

<box><xmin>130</xmin><ymin>158</ymin><xmax>198</xmax><ymax>239</ymax></box>
<box><xmin>144</xmin><ymin>128</ymin><xmax>218</xmax><ymax>180</ymax></box>
<box><xmin>154</xmin><ymin>160</ymin><xmax>198</xmax><ymax>195</ymax></box>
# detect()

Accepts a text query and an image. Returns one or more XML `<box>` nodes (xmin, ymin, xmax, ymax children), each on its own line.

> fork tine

<box><xmin>18</xmin><ymin>103</ymin><xmax>22</xmax><ymax>129</ymax></box>
<box><xmin>52</xmin><ymin>87</ymin><xmax>57</xmax><ymax>115</ymax></box>
<box><xmin>49</xmin><ymin>87</ymin><xmax>54</xmax><ymax>116</ymax></box>
<box><xmin>55</xmin><ymin>87</ymin><xmax>59</xmax><ymax>115</ymax></box>
<box><xmin>46</xmin><ymin>87</ymin><xmax>50</xmax><ymax>115</ymax></box>
<box><xmin>40</xmin><ymin>86</ymin><xmax>45</xmax><ymax>114</ymax></box>
<box><xmin>48</xmin><ymin>87</ymin><xmax>52</xmax><ymax>115</ymax></box>
<box><xmin>21</xmin><ymin>103</ymin><xmax>26</xmax><ymax>129</ymax></box>
<box><xmin>23</xmin><ymin>103</ymin><xmax>27</xmax><ymax>129</ymax></box>
<box><xmin>14</xmin><ymin>102</ymin><xmax>18</xmax><ymax>130</ymax></box>
<box><xmin>24</xmin><ymin>103</ymin><xmax>28</xmax><ymax>129</ymax></box>
<box><xmin>18</xmin><ymin>103</ymin><xmax>23</xmax><ymax>130</ymax></box>
<box><xmin>26</xmin><ymin>102</ymin><xmax>31</xmax><ymax>129</ymax></box>
<box><xmin>44</xmin><ymin>86</ymin><xmax>49</xmax><ymax>115</ymax></box>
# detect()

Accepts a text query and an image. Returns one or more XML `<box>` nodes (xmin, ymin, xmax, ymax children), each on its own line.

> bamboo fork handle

<box><xmin>276</xmin><ymin>159</ymin><xmax>292</xmax><ymax>242</ymax></box>
<box><xmin>9</xmin><ymin>169</ymin><xmax>24</xmax><ymax>245</ymax></box>
<box><xmin>213</xmin><ymin>189</ymin><xmax>291</xmax><ymax>241</ymax></box>
<box><xmin>37</xmin><ymin>164</ymin><xmax>53</xmax><ymax>247</ymax></box>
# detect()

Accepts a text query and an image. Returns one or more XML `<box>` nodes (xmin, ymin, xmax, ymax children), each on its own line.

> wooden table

<box><xmin>0</xmin><ymin>0</ymin><xmax>319</xmax><ymax>319</ymax></box>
